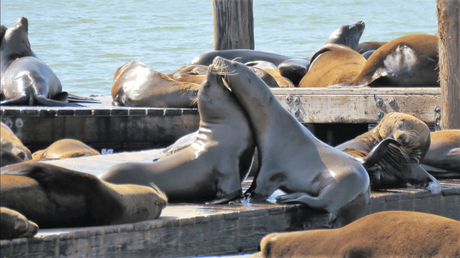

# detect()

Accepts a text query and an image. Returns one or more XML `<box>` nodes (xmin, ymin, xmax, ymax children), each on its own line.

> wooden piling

<box><xmin>212</xmin><ymin>0</ymin><xmax>254</xmax><ymax>50</ymax></box>
<box><xmin>436</xmin><ymin>0</ymin><xmax>460</xmax><ymax>129</ymax></box>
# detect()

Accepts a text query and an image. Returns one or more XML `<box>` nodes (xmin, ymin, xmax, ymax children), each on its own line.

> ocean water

<box><xmin>2</xmin><ymin>0</ymin><xmax>438</xmax><ymax>96</ymax></box>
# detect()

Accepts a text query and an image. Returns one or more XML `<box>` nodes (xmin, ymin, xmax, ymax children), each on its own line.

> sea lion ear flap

<box><xmin>362</xmin><ymin>138</ymin><xmax>401</xmax><ymax>167</ymax></box>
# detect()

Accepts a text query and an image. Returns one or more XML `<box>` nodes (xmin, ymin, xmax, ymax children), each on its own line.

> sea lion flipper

<box><xmin>362</xmin><ymin>138</ymin><xmax>400</xmax><ymax>167</ymax></box>
<box><xmin>35</xmin><ymin>94</ymin><xmax>82</xmax><ymax>107</ymax></box>
<box><xmin>206</xmin><ymin>189</ymin><xmax>242</xmax><ymax>205</ymax></box>
<box><xmin>0</xmin><ymin>95</ymin><xmax>30</xmax><ymax>106</ymax></box>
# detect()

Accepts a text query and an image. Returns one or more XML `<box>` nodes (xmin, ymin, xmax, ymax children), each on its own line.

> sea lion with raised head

<box><xmin>253</xmin><ymin>211</ymin><xmax>460</xmax><ymax>258</ymax></box>
<box><xmin>421</xmin><ymin>130</ymin><xmax>460</xmax><ymax>178</ymax></box>
<box><xmin>1</xmin><ymin>161</ymin><xmax>167</xmax><ymax>228</ymax></box>
<box><xmin>344</xmin><ymin>34</ymin><xmax>439</xmax><ymax>87</ymax></box>
<box><xmin>324</xmin><ymin>21</ymin><xmax>365</xmax><ymax>51</ymax></box>
<box><xmin>112</xmin><ymin>60</ymin><xmax>200</xmax><ymax>107</ymax></box>
<box><xmin>100</xmin><ymin>60</ymin><xmax>255</xmax><ymax>204</ymax></box>
<box><xmin>32</xmin><ymin>139</ymin><xmax>100</xmax><ymax>161</ymax></box>
<box><xmin>1</xmin><ymin>207</ymin><xmax>38</xmax><ymax>240</ymax></box>
<box><xmin>298</xmin><ymin>44</ymin><xmax>367</xmax><ymax>87</ymax></box>
<box><xmin>1</xmin><ymin>122</ymin><xmax>31</xmax><ymax>161</ymax></box>
<box><xmin>213</xmin><ymin>57</ymin><xmax>370</xmax><ymax>228</ymax></box>
<box><xmin>1</xmin><ymin>17</ymin><xmax>90</xmax><ymax>106</ymax></box>
<box><xmin>336</xmin><ymin>112</ymin><xmax>440</xmax><ymax>193</ymax></box>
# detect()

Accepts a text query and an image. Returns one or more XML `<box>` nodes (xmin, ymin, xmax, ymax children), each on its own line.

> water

<box><xmin>2</xmin><ymin>0</ymin><xmax>437</xmax><ymax>96</ymax></box>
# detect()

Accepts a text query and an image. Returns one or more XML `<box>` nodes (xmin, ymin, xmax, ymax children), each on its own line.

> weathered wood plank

<box><xmin>437</xmin><ymin>0</ymin><xmax>460</xmax><ymax>129</ymax></box>
<box><xmin>213</xmin><ymin>0</ymin><xmax>254</xmax><ymax>50</ymax></box>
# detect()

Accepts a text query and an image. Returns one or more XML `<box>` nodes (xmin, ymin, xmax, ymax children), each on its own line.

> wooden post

<box><xmin>437</xmin><ymin>0</ymin><xmax>460</xmax><ymax>129</ymax></box>
<box><xmin>212</xmin><ymin>0</ymin><xmax>254</xmax><ymax>50</ymax></box>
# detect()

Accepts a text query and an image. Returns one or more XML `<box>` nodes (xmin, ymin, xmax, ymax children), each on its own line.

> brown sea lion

<box><xmin>344</xmin><ymin>34</ymin><xmax>439</xmax><ymax>87</ymax></box>
<box><xmin>245</xmin><ymin>61</ymin><xmax>294</xmax><ymax>88</ymax></box>
<box><xmin>1</xmin><ymin>161</ymin><xmax>168</xmax><ymax>228</ymax></box>
<box><xmin>111</xmin><ymin>60</ymin><xmax>200</xmax><ymax>107</ymax></box>
<box><xmin>1</xmin><ymin>207</ymin><xmax>38</xmax><ymax>240</ymax></box>
<box><xmin>1</xmin><ymin>149</ymin><xmax>24</xmax><ymax>167</ymax></box>
<box><xmin>100</xmin><ymin>60</ymin><xmax>255</xmax><ymax>204</ymax></box>
<box><xmin>213</xmin><ymin>57</ymin><xmax>369</xmax><ymax>228</ymax></box>
<box><xmin>336</xmin><ymin>112</ymin><xmax>440</xmax><ymax>193</ymax></box>
<box><xmin>253</xmin><ymin>211</ymin><xmax>460</xmax><ymax>258</ymax></box>
<box><xmin>0</xmin><ymin>17</ymin><xmax>85</xmax><ymax>106</ymax></box>
<box><xmin>32</xmin><ymin>139</ymin><xmax>100</xmax><ymax>161</ymax></box>
<box><xmin>1</xmin><ymin>122</ymin><xmax>31</xmax><ymax>161</ymax></box>
<box><xmin>298</xmin><ymin>44</ymin><xmax>367</xmax><ymax>87</ymax></box>
<box><xmin>422</xmin><ymin>130</ymin><xmax>460</xmax><ymax>178</ymax></box>
<box><xmin>357</xmin><ymin>41</ymin><xmax>387</xmax><ymax>54</ymax></box>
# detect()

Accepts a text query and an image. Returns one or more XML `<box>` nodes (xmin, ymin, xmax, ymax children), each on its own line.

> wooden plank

<box><xmin>437</xmin><ymin>0</ymin><xmax>460</xmax><ymax>129</ymax></box>
<box><xmin>272</xmin><ymin>87</ymin><xmax>441</xmax><ymax>124</ymax></box>
<box><xmin>213</xmin><ymin>0</ymin><xmax>254</xmax><ymax>50</ymax></box>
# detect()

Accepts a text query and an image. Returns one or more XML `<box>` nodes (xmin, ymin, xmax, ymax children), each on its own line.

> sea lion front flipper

<box><xmin>362</xmin><ymin>138</ymin><xmax>400</xmax><ymax>167</ymax></box>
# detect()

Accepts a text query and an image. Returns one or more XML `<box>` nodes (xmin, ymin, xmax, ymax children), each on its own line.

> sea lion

<box><xmin>100</xmin><ymin>60</ymin><xmax>256</xmax><ymax>204</ymax></box>
<box><xmin>112</xmin><ymin>60</ymin><xmax>200</xmax><ymax>108</ymax></box>
<box><xmin>213</xmin><ymin>57</ymin><xmax>369</xmax><ymax>228</ymax></box>
<box><xmin>277</xmin><ymin>58</ymin><xmax>310</xmax><ymax>86</ymax></box>
<box><xmin>1</xmin><ymin>161</ymin><xmax>168</xmax><ymax>228</ymax></box>
<box><xmin>245</xmin><ymin>61</ymin><xmax>294</xmax><ymax>88</ymax></box>
<box><xmin>0</xmin><ymin>17</ymin><xmax>83</xmax><ymax>106</ymax></box>
<box><xmin>324</xmin><ymin>21</ymin><xmax>365</xmax><ymax>51</ymax></box>
<box><xmin>336</xmin><ymin>112</ymin><xmax>440</xmax><ymax>193</ymax></box>
<box><xmin>361</xmin><ymin>49</ymin><xmax>375</xmax><ymax>59</ymax></box>
<box><xmin>1</xmin><ymin>122</ymin><xmax>32</xmax><ymax>161</ymax></box>
<box><xmin>189</xmin><ymin>49</ymin><xmax>294</xmax><ymax>67</ymax></box>
<box><xmin>421</xmin><ymin>130</ymin><xmax>460</xmax><ymax>178</ymax></box>
<box><xmin>253</xmin><ymin>211</ymin><xmax>460</xmax><ymax>258</ymax></box>
<box><xmin>1</xmin><ymin>149</ymin><xmax>24</xmax><ymax>167</ymax></box>
<box><xmin>298</xmin><ymin>44</ymin><xmax>367</xmax><ymax>87</ymax></box>
<box><xmin>32</xmin><ymin>139</ymin><xmax>100</xmax><ymax>161</ymax></box>
<box><xmin>1</xmin><ymin>207</ymin><xmax>38</xmax><ymax>240</ymax></box>
<box><xmin>357</xmin><ymin>41</ymin><xmax>387</xmax><ymax>54</ymax></box>
<box><xmin>344</xmin><ymin>34</ymin><xmax>439</xmax><ymax>87</ymax></box>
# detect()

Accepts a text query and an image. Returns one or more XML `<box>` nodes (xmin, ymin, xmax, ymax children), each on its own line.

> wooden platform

<box><xmin>0</xmin><ymin>87</ymin><xmax>441</xmax><ymax>152</ymax></box>
<box><xmin>1</xmin><ymin>150</ymin><xmax>459</xmax><ymax>258</ymax></box>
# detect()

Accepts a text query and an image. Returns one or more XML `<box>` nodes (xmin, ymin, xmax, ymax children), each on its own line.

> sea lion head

<box><xmin>1</xmin><ymin>17</ymin><xmax>33</xmax><ymax>64</ymax></box>
<box><xmin>0</xmin><ymin>207</ymin><xmax>38</xmax><ymax>240</ymax></box>
<box><xmin>378</xmin><ymin>112</ymin><xmax>431</xmax><ymax>163</ymax></box>
<box><xmin>148</xmin><ymin>182</ymin><xmax>168</xmax><ymax>218</ymax></box>
<box><xmin>325</xmin><ymin>21</ymin><xmax>365</xmax><ymax>51</ymax></box>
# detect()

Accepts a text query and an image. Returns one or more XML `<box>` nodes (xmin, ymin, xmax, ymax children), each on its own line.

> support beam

<box><xmin>212</xmin><ymin>0</ymin><xmax>254</xmax><ymax>50</ymax></box>
<box><xmin>437</xmin><ymin>0</ymin><xmax>460</xmax><ymax>129</ymax></box>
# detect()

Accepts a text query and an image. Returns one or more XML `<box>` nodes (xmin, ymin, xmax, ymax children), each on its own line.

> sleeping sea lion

<box><xmin>245</xmin><ymin>61</ymin><xmax>294</xmax><ymax>88</ymax></box>
<box><xmin>336</xmin><ymin>112</ymin><xmax>440</xmax><ymax>193</ymax></box>
<box><xmin>1</xmin><ymin>207</ymin><xmax>38</xmax><ymax>240</ymax></box>
<box><xmin>111</xmin><ymin>60</ymin><xmax>200</xmax><ymax>107</ymax></box>
<box><xmin>357</xmin><ymin>41</ymin><xmax>387</xmax><ymax>54</ymax></box>
<box><xmin>254</xmin><ymin>211</ymin><xmax>460</xmax><ymax>258</ymax></box>
<box><xmin>1</xmin><ymin>122</ymin><xmax>31</xmax><ymax>161</ymax></box>
<box><xmin>32</xmin><ymin>139</ymin><xmax>100</xmax><ymax>160</ymax></box>
<box><xmin>421</xmin><ymin>130</ymin><xmax>460</xmax><ymax>178</ymax></box>
<box><xmin>189</xmin><ymin>49</ymin><xmax>294</xmax><ymax>67</ymax></box>
<box><xmin>213</xmin><ymin>57</ymin><xmax>370</xmax><ymax>228</ymax></box>
<box><xmin>100</xmin><ymin>60</ymin><xmax>255</xmax><ymax>204</ymax></box>
<box><xmin>1</xmin><ymin>161</ymin><xmax>168</xmax><ymax>228</ymax></box>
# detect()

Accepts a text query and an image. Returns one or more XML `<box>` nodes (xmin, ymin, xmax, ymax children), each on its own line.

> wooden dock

<box><xmin>1</xmin><ymin>150</ymin><xmax>459</xmax><ymax>258</ymax></box>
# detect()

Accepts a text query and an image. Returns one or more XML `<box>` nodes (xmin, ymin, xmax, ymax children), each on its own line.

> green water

<box><xmin>2</xmin><ymin>0</ymin><xmax>438</xmax><ymax>95</ymax></box>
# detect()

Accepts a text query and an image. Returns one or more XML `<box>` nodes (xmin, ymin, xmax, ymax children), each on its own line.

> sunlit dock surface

<box><xmin>1</xmin><ymin>150</ymin><xmax>459</xmax><ymax>258</ymax></box>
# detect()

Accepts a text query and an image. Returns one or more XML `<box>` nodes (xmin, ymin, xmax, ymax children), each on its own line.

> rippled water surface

<box><xmin>2</xmin><ymin>0</ymin><xmax>438</xmax><ymax>95</ymax></box>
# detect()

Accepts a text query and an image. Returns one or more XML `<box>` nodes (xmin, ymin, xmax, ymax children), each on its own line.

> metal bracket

<box><xmin>434</xmin><ymin>105</ymin><xmax>441</xmax><ymax>131</ymax></box>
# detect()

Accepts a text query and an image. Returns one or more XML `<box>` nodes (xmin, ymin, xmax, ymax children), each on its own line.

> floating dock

<box><xmin>1</xmin><ymin>149</ymin><xmax>459</xmax><ymax>258</ymax></box>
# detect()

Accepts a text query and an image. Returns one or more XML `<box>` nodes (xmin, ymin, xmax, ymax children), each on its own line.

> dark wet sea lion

<box><xmin>336</xmin><ymin>112</ymin><xmax>440</xmax><ymax>193</ymax></box>
<box><xmin>345</xmin><ymin>34</ymin><xmax>439</xmax><ymax>87</ymax></box>
<box><xmin>100</xmin><ymin>61</ymin><xmax>255</xmax><ymax>204</ymax></box>
<box><xmin>324</xmin><ymin>21</ymin><xmax>365</xmax><ymax>51</ymax></box>
<box><xmin>1</xmin><ymin>207</ymin><xmax>38</xmax><ymax>240</ymax></box>
<box><xmin>189</xmin><ymin>49</ymin><xmax>294</xmax><ymax>67</ymax></box>
<box><xmin>421</xmin><ymin>130</ymin><xmax>460</xmax><ymax>178</ymax></box>
<box><xmin>357</xmin><ymin>41</ymin><xmax>387</xmax><ymax>54</ymax></box>
<box><xmin>1</xmin><ymin>161</ymin><xmax>168</xmax><ymax>228</ymax></box>
<box><xmin>112</xmin><ymin>60</ymin><xmax>200</xmax><ymax>107</ymax></box>
<box><xmin>253</xmin><ymin>211</ymin><xmax>460</xmax><ymax>258</ymax></box>
<box><xmin>0</xmin><ymin>17</ymin><xmax>81</xmax><ymax>106</ymax></box>
<box><xmin>32</xmin><ymin>139</ymin><xmax>100</xmax><ymax>161</ymax></box>
<box><xmin>298</xmin><ymin>44</ymin><xmax>367</xmax><ymax>87</ymax></box>
<box><xmin>1</xmin><ymin>122</ymin><xmax>31</xmax><ymax>161</ymax></box>
<box><xmin>214</xmin><ymin>57</ymin><xmax>369</xmax><ymax>228</ymax></box>
<box><xmin>246</xmin><ymin>61</ymin><xmax>294</xmax><ymax>88</ymax></box>
<box><xmin>278</xmin><ymin>58</ymin><xmax>310</xmax><ymax>86</ymax></box>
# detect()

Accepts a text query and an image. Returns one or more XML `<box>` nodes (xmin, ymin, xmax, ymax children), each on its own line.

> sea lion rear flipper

<box><xmin>35</xmin><ymin>94</ymin><xmax>82</xmax><ymax>107</ymax></box>
<box><xmin>67</xmin><ymin>93</ymin><xmax>100</xmax><ymax>103</ymax></box>
<box><xmin>206</xmin><ymin>189</ymin><xmax>242</xmax><ymax>205</ymax></box>
<box><xmin>0</xmin><ymin>95</ymin><xmax>31</xmax><ymax>106</ymax></box>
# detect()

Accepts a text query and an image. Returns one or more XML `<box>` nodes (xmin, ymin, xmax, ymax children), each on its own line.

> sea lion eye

<box><xmin>155</xmin><ymin>200</ymin><xmax>160</xmax><ymax>205</ymax></box>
